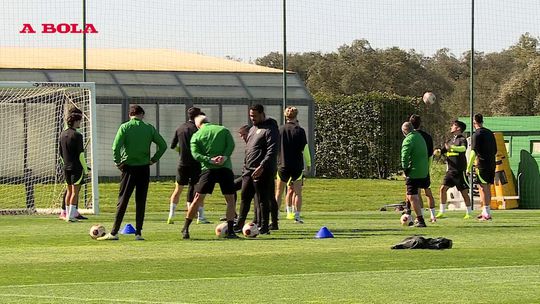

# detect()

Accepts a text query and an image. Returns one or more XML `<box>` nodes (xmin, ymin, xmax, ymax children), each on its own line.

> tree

<box><xmin>255</xmin><ymin>51</ymin><xmax>323</xmax><ymax>82</ymax></box>
<box><xmin>493</xmin><ymin>58</ymin><xmax>540</xmax><ymax>115</ymax></box>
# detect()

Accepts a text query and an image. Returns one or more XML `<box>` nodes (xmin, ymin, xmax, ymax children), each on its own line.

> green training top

<box><xmin>190</xmin><ymin>123</ymin><xmax>235</xmax><ymax>171</ymax></box>
<box><xmin>112</xmin><ymin>117</ymin><xmax>167</xmax><ymax>166</ymax></box>
<box><xmin>401</xmin><ymin>130</ymin><xmax>429</xmax><ymax>179</ymax></box>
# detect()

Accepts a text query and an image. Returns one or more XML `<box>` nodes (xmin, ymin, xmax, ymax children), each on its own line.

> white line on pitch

<box><xmin>0</xmin><ymin>264</ymin><xmax>538</xmax><ymax>289</ymax></box>
<box><xmin>0</xmin><ymin>293</ymin><xmax>187</xmax><ymax>304</ymax></box>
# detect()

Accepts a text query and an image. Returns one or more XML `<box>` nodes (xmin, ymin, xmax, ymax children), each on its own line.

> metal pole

<box><xmin>82</xmin><ymin>0</ymin><xmax>89</xmax><ymax>209</ymax></box>
<box><xmin>82</xmin><ymin>0</ymin><xmax>87</xmax><ymax>82</ymax></box>
<box><xmin>469</xmin><ymin>0</ymin><xmax>475</xmax><ymax>210</ymax></box>
<box><xmin>282</xmin><ymin>0</ymin><xmax>287</xmax><ymax>121</ymax></box>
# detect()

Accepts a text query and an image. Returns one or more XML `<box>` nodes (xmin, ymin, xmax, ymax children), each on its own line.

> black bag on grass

<box><xmin>391</xmin><ymin>236</ymin><xmax>452</xmax><ymax>250</ymax></box>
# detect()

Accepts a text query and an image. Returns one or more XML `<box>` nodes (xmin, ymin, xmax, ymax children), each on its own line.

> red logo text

<box><xmin>20</xmin><ymin>23</ymin><xmax>98</xmax><ymax>34</ymax></box>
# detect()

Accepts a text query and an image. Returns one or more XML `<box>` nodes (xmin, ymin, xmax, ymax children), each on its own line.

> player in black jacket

<box><xmin>234</xmin><ymin>104</ymin><xmax>279</xmax><ymax>234</ymax></box>
<box><xmin>58</xmin><ymin>108</ymin><xmax>88</xmax><ymax>222</ymax></box>
<box><xmin>435</xmin><ymin>120</ymin><xmax>472</xmax><ymax>219</ymax></box>
<box><xmin>468</xmin><ymin>114</ymin><xmax>497</xmax><ymax>221</ymax></box>
<box><xmin>276</xmin><ymin>107</ymin><xmax>307</xmax><ymax>223</ymax></box>
<box><xmin>167</xmin><ymin>107</ymin><xmax>209</xmax><ymax>224</ymax></box>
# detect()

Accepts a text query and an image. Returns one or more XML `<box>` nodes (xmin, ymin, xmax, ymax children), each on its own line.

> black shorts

<box><xmin>64</xmin><ymin>169</ymin><xmax>85</xmax><ymax>185</ymax></box>
<box><xmin>477</xmin><ymin>165</ymin><xmax>495</xmax><ymax>184</ymax></box>
<box><xmin>176</xmin><ymin>165</ymin><xmax>201</xmax><ymax>186</ymax></box>
<box><xmin>405</xmin><ymin>176</ymin><xmax>430</xmax><ymax>195</ymax></box>
<box><xmin>277</xmin><ymin>167</ymin><xmax>303</xmax><ymax>183</ymax></box>
<box><xmin>443</xmin><ymin>171</ymin><xmax>469</xmax><ymax>191</ymax></box>
<box><xmin>195</xmin><ymin>168</ymin><xmax>236</xmax><ymax>195</ymax></box>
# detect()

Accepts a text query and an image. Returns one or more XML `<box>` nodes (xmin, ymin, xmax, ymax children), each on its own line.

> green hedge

<box><xmin>314</xmin><ymin>92</ymin><xmax>419</xmax><ymax>178</ymax></box>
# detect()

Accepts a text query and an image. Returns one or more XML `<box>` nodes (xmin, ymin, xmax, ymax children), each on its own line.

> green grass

<box><xmin>1</xmin><ymin>176</ymin><xmax>540</xmax><ymax>303</ymax></box>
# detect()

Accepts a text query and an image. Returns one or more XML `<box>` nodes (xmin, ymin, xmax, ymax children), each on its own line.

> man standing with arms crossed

<box><xmin>167</xmin><ymin>107</ymin><xmax>210</xmax><ymax>224</ymax></box>
<box><xmin>99</xmin><ymin>105</ymin><xmax>167</xmax><ymax>241</ymax></box>
<box><xmin>401</xmin><ymin>121</ymin><xmax>429</xmax><ymax>227</ymax></box>
<box><xmin>468</xmin><ymin>114</ymin><xmax>497</xmax><ymax>221</ymax></box>
<box><xmin>181</xmin><ymin>115</ymin><xmax>238</xmax><ymax>239</ymax></box>
<box><xmin>435</xmin><ymin>120</ymin><xmax>472</xmax><ymax>219</ymax></box>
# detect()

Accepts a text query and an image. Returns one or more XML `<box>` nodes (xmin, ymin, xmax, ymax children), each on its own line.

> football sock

<box><xmin>429</xmin><ymin>208</ymin><xmax>436</xmax><ymax>218</ymax></box>
<box><xmin>485</xmin><ymin>206</ymin><xmax>491</xmax><ymax>216</ymax></box>
<box><xmin>68</xmin><ymin>204</ymin><xmax>77</xmax><ymax>220</ymax></box>
<box><xmin>198</xmin><ymin>206</ymin><xmax>205</xmax><ymax>220</ymax></box>
<box><xmin>227</xmin><ymin>220</ymin><xmax>234</xmax><ymax>234</ymax></box>
<box><xmin>286</xmin><ymin>206</ymin><xmax>292</xmax><ymax>214</ymax></box>
<box><xmin>440</xmin><ymin>203</ymin><xmax>446</xmax><ymax>213</ymax></box>
<box><xmin>183</xmin><ymin>218</ymin><xmax>193</xmax><ymax>232</ymax></box>
<box><xmin>168</xmin><ymin>203</ymin><xmax>177</xmax><ymax>218</ymax></box>
<box><xmin>466</xmin><ymin>206</ymin><xmax>472</xmax><ymax>214</ymax></box>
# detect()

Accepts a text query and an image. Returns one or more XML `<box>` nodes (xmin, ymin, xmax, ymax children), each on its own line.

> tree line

<box><xmin>254</xmin><ymin>33</ymin><xmax>539</xmax><ymax>178</ymax></box>
<box><xmin>256</xmin><ymin>33</ymin><xmax>540</xmax><ymax>117</ymax></box>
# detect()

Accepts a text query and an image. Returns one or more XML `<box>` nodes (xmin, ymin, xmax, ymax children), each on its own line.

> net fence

<box><xmin>0</xmin><ymin>84</ymin><xmax>95</xmax><ymax>213</ymax></box>
<box><xmin>0</xmin><ymin>0</ymin><xmax>539</xmax><ymax>179</ymax></box>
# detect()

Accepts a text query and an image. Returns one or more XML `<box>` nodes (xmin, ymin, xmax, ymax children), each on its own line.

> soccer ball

<box><xmin>242</xmin><ymin>222</ymin><xmax>259</xmax><ymax>238</ymax></box>
<box><xmin>89</xmin><ymin>224</ymin><xmax>106</xmax><ymax>239</ymax></box>
<box><xmin>400</xmin><ymin>214</ymin><xmax>412</xmax><ymax>226</ymax></box>
<box><xmin>215</xmin><ymin>222</ymin><xmax>228</xmax><ymax>238</ymax></box>
<box><xmin>422</xmin><ymin>91</ymin><xmax>436</xmax><ymax>105</ymax></box>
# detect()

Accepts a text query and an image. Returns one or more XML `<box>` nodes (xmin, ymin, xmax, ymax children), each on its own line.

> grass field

<box><xmin>1</xmin><ymin>177</ymin><xmax>540</xmax><ymax>303</ymax></box>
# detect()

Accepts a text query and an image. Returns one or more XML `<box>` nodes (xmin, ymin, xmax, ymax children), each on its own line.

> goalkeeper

<box><xmin>58</xmin><ymin>108</ymin><xmax>88</xmax><ymax>222</ymax></box>
<box><xmin>435</xmin><ymin>120</ymin><xmax>472</xmax><ymax>219</ymax></box>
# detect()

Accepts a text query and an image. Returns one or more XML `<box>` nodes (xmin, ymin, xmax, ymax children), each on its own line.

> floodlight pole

<box><xmin>82</xmin><ymin>0</ymin><xmax>87</xmax><ymax>82</ymax></box>
<box><xmin>469</xmin><ymin>0</ymin><xmax>475</xmax><ymax>210</ymax></box>
<box><xmin>282</xmin><ymin>0</ymin><xmax>287</xmax><ymax>120</ymax></box>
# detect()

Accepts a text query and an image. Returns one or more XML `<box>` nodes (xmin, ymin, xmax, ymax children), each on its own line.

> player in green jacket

<box><xmin>181</xmin><ymin>115</ymin><xmax>238</xmax><ymax>239</ymax></box>
<box><xmin>99</xmin><ymin>105</ymin><xmax>167</xmax><ymax>241</ymax></box>
<box><xmin>401</xmin><ymin>121</ymin><xmax>429</xmax><ymax>227</ymax></box>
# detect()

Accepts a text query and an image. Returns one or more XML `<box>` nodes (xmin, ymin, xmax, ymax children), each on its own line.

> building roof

<box><xmin>459</xmin><ymin>116</ymin><xmax>540</xmax><ymax>133</ymax></box>
<box><xmin>0</xmin><ymin>47</ymin><xmax>281</xmax><ymax>73</ymax></box>
<box><xmin>0</xmin><ymin>69</ymin><xmax>311</xmax><ymax>100</ymax></box>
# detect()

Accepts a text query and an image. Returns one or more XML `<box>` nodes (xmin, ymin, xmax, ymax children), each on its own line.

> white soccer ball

<box><xmin>242</xmin><ymin>222</ymin><xmax>259</xmax><ymax>238</ymax></box>
<box><xmin>215</xmin><ymin>222</ymin><xmax>228</xmax><ymax>238</ymax></box>
<box><xmin>89</xmin><ymin>224</ymin><xmax>106</xmax><ymax>239</ymax></box>
<box><xmin>422</xmin><ymin>91</ymin><xmax>436</xmax><ymax>105</ymax></box>
<box><xmin>400</xmin><ymin>214</ymin><xmax>412</xmax><ymax>226</ymax></box>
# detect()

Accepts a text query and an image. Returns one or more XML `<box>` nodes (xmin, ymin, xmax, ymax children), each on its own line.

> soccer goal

<box><xmin>0</xmin><ymin>82</ymin><xmax>99</xmax><ymax>215</ymax></box>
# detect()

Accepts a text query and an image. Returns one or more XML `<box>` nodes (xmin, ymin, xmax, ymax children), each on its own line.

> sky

<box><xmin>1</xmin><ymin>0</ymin><xmax>539</xmax><ymax>62</ymax></box>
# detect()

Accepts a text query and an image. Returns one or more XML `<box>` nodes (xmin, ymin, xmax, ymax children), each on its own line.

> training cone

<box><xmin>315</xmin><ymin>226</ymin><xmax>334</xmax><ymax>239</ymax></box>
<box><xmin>120</xmin><ymin>223</ymin><xmax>136</xmax><ymax>234</ymax></box>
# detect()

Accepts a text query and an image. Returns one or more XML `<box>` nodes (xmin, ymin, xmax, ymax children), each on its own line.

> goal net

<box><xmin>0</xmin><ymin>82</ymin><xmax>99</xmax><ymax>215</ymax></box>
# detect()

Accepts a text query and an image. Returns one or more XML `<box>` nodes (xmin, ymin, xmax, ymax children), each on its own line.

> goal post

<box><xmin>0</xmin><ymin>82</ymin><xmax>99</xmax><ymax>215</ymax></box>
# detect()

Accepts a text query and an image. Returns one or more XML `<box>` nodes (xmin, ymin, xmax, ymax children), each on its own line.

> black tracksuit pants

<box><xmin>238</xmin><ymin>170</ymin><xmax>275</xmax><ymax>229</ymax></box>
<box><xmin>111</xmin><ymin>165</ymin><xmax>150</xmax><ymax>235</ymax></box>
